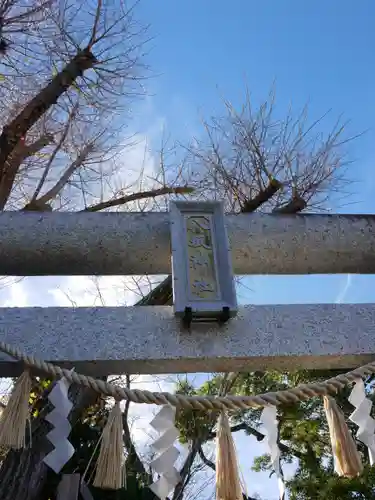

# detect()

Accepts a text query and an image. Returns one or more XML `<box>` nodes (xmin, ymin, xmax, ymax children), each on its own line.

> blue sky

<box><xmin>1</xmin><ymin>1</ymin><xmax>375</xmax><ymax>499</ymax></box>
<box><xmin>135</xmin><ymin>0</ymin><xmax>375</xmax><ymax>309</ymax></box>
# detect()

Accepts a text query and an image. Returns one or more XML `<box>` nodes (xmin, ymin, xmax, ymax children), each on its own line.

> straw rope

<box><xmin>0</xmin><ymin>340</ymin><xmax>373</xmax><ymax>410</ymax></box>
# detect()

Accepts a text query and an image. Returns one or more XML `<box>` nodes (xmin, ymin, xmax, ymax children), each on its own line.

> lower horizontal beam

<box><xmin>0</xmin><ymin>304</ymin><xmax>374</xmax><ymax>376</ymax></box>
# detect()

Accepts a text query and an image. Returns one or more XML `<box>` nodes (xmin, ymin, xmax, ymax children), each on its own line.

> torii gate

<box><xmin>0</xmin><ymin>207</ymin><xmax>374</xmax><ymax>377</ymax></box>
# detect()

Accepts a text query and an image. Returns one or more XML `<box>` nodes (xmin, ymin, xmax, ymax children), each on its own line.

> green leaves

<box><xmin>287</xmin><ymin>465</ymin><xmax>375</xmax><ymax>500</ymax></box>
<box><xmin>175</xmin><ymin>370</ymin><xmax>375</xmax><ymax>499</ymax></box>
<box><xmin>174</xmin><ymin>379</ymin><xmax>216</xmax><ymax>443</ymax></box>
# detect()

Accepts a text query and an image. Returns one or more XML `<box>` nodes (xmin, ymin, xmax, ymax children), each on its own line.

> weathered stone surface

<box><xmin>0</xmin><ymin>304</ymin><xmax>374</xmax><ymax>376</ymax></box>
<box><xmin>0</xmin><ymin>212</ymin><xmax>374</xmax><ymax>275</ymax></box>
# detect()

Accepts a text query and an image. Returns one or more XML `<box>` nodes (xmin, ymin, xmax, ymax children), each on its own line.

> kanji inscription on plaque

<box><xmin>185</xmin><ymin>214</ymin><xmax>220</xmax><ymax>300</ymax></box>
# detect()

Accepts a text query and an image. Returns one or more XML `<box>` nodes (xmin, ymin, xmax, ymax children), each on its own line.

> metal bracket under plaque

<box><xmin>170</xmin><ymin>201</ymin><xmax>237</xmax><ymax>327</ymax></box>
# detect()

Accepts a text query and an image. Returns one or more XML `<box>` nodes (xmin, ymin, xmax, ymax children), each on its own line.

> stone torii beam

<box><xmin>0</xmin><ymin>211</ymin><xmax>374</xmax><ymax>378</ymax></box>
<box><xmin>0</xmin><ymin>212</ymin><xmax>374</xmax><ymax>276</ymax></box>
<box><xmin>0</xmin><ymin>304</ymin><xmax>374</xmax><ymax>376</ymax></box>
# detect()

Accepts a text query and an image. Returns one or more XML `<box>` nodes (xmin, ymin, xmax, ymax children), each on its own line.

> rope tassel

<box><xmin>0</xmin><ymin>370</ymin><xmax>32</xmax><ymax>449</ymax></box>
<box><xmin>93</xmin><ymin>401</ymin><xmax>123</xmax><ymax>489</ymax></box>
<box><xmin>323</xmin><ymin>395</ymin><xmax>363</xmax><ymax>478</ymax></box>
<box><xmin>216</xmin><ymin>411</ymin><xmax>243</xmax><ymax>500</ymax></box>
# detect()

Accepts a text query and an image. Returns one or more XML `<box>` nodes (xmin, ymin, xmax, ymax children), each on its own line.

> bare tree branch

<box><xmin>273</xmin><ymin>195</ymin><xmax>307</xmax><ymax>214</ymax></box>
<box><xmin>0</xmin><ymin>50</ymin><xmax>98</xmax><ymax>209</ymax></box>
<box><xmin>0</xmin><ymin>48</ymin><xmax>97</xmax><ymax>174</ymax></box>
<box><xmin>82</xmin><ymin>185</ymin><xmax>195</xmax><ymax>212</ymax></box>
<box><xmin>88</xmin><ymin>0</ymin><xmax>103</xmax><ymax>48</ymax></box>
<box><xmin>172</xmin><ymin>442</ymin><xmax>199</xmax><ymax>500</ymax></box>
<box><xmin>35</xmin><ymin>143</ymin><xmax>95</xmax><ymax>206</ymax></box>
<box><xmin>185</xmin><ymin>87</ymin><xmax>355</xmax><ymax>215</ymax></box>
<box><xmin>207</xmin><ymin>422</ymin><xmax>305</xmax><ymax>460</ymax></box>
<box><xmin>30</xmin><ymin>103</ymin><xmax>79</xmax><ymax>203</ymax></box>
<box><xmin>20</xmin><ymin>134</ymin><xmax>54</xmax><ymax>160</ymax></box>
<box><xmin>197</xmin><ymin>444</ymin><xmax>215</xmax><ymax>471</ymax></box>
<box><xmin>122</xmin><ymin>374</ymin><xmax>151</xmax><ymax>483</ymax></box>
<box><xmin>5</xmin><ymin>133</ymin><xmax>53</xmax><ymax>167</ymax></box>
<box><xmin>240</xmin><ymin>178</ymin><xmax>282</xmax><ymax>213</ymax></box>
<box><xmin>0</xmin><ymin>134</ymin><xmax>54</xmax><ymax>207</ymax></box>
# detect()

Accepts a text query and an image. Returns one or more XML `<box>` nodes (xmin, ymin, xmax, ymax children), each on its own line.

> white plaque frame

<box><xmin>170</xmin><ymin>201</ymin><xmax>238</xmax><ymax>321</ymax></box>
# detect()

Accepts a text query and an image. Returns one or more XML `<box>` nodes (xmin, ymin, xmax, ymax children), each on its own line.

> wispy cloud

<box><xmin>335</xmin><ymin>274</ymin><xmax>353</xmax><ymax>304</ymax></box>
<box><xmin>0</xmin><ymin>280</ymin><xmax>29</xmax><ymax>307</ymax></box>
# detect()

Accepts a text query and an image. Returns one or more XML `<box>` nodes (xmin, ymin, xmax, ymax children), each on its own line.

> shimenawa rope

<box><xmin>0</xmin><ymin>340</ymin><xmax>373</xmax><ymax>411</ymax></box>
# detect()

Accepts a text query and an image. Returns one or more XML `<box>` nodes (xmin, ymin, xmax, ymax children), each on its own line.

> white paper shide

<box><xmin>149</xmin><ymin>405</ymin><xmax>181</xmax><ymax>499</ymax></box>
<box><xmin>260</xmin><ymin>406</ymin><xmax>285</xmax><ymax>500</ymax></box>
<box><xmin>43</xmin><ymin>377</ymin><xmax>75</xmax><ymax>473</ymax></box>
<box><xmin>349</xmin><ymin>378</ymin><xmax>375</xmax><ymax>464</ymax></box>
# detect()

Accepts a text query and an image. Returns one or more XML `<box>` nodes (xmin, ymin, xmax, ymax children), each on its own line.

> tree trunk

<box><xmin>0</xmin><ymin>48</ymin><xmax>96</xmax><ymax>209</ymax></box>
<box><xmin>171</xmin><ymin>445</ymin><xmax>198</xmax><ymax>500</ymax></box>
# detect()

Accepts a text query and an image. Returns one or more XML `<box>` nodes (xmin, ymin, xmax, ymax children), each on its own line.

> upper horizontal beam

<box><xmin>0</xmin><ymin>212</ymin><xmax>374</xmax><ymax>275</ymax></box>
<box><xmin>0</xmin><ymin>304</ymin><xmax>374</xmax><ymax>376</ymax></box>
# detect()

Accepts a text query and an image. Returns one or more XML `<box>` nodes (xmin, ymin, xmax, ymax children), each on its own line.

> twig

<box><xmin>81</xmin><ymin>185</ymin><xmax>194</xmax><ymax>212</ymax></box>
